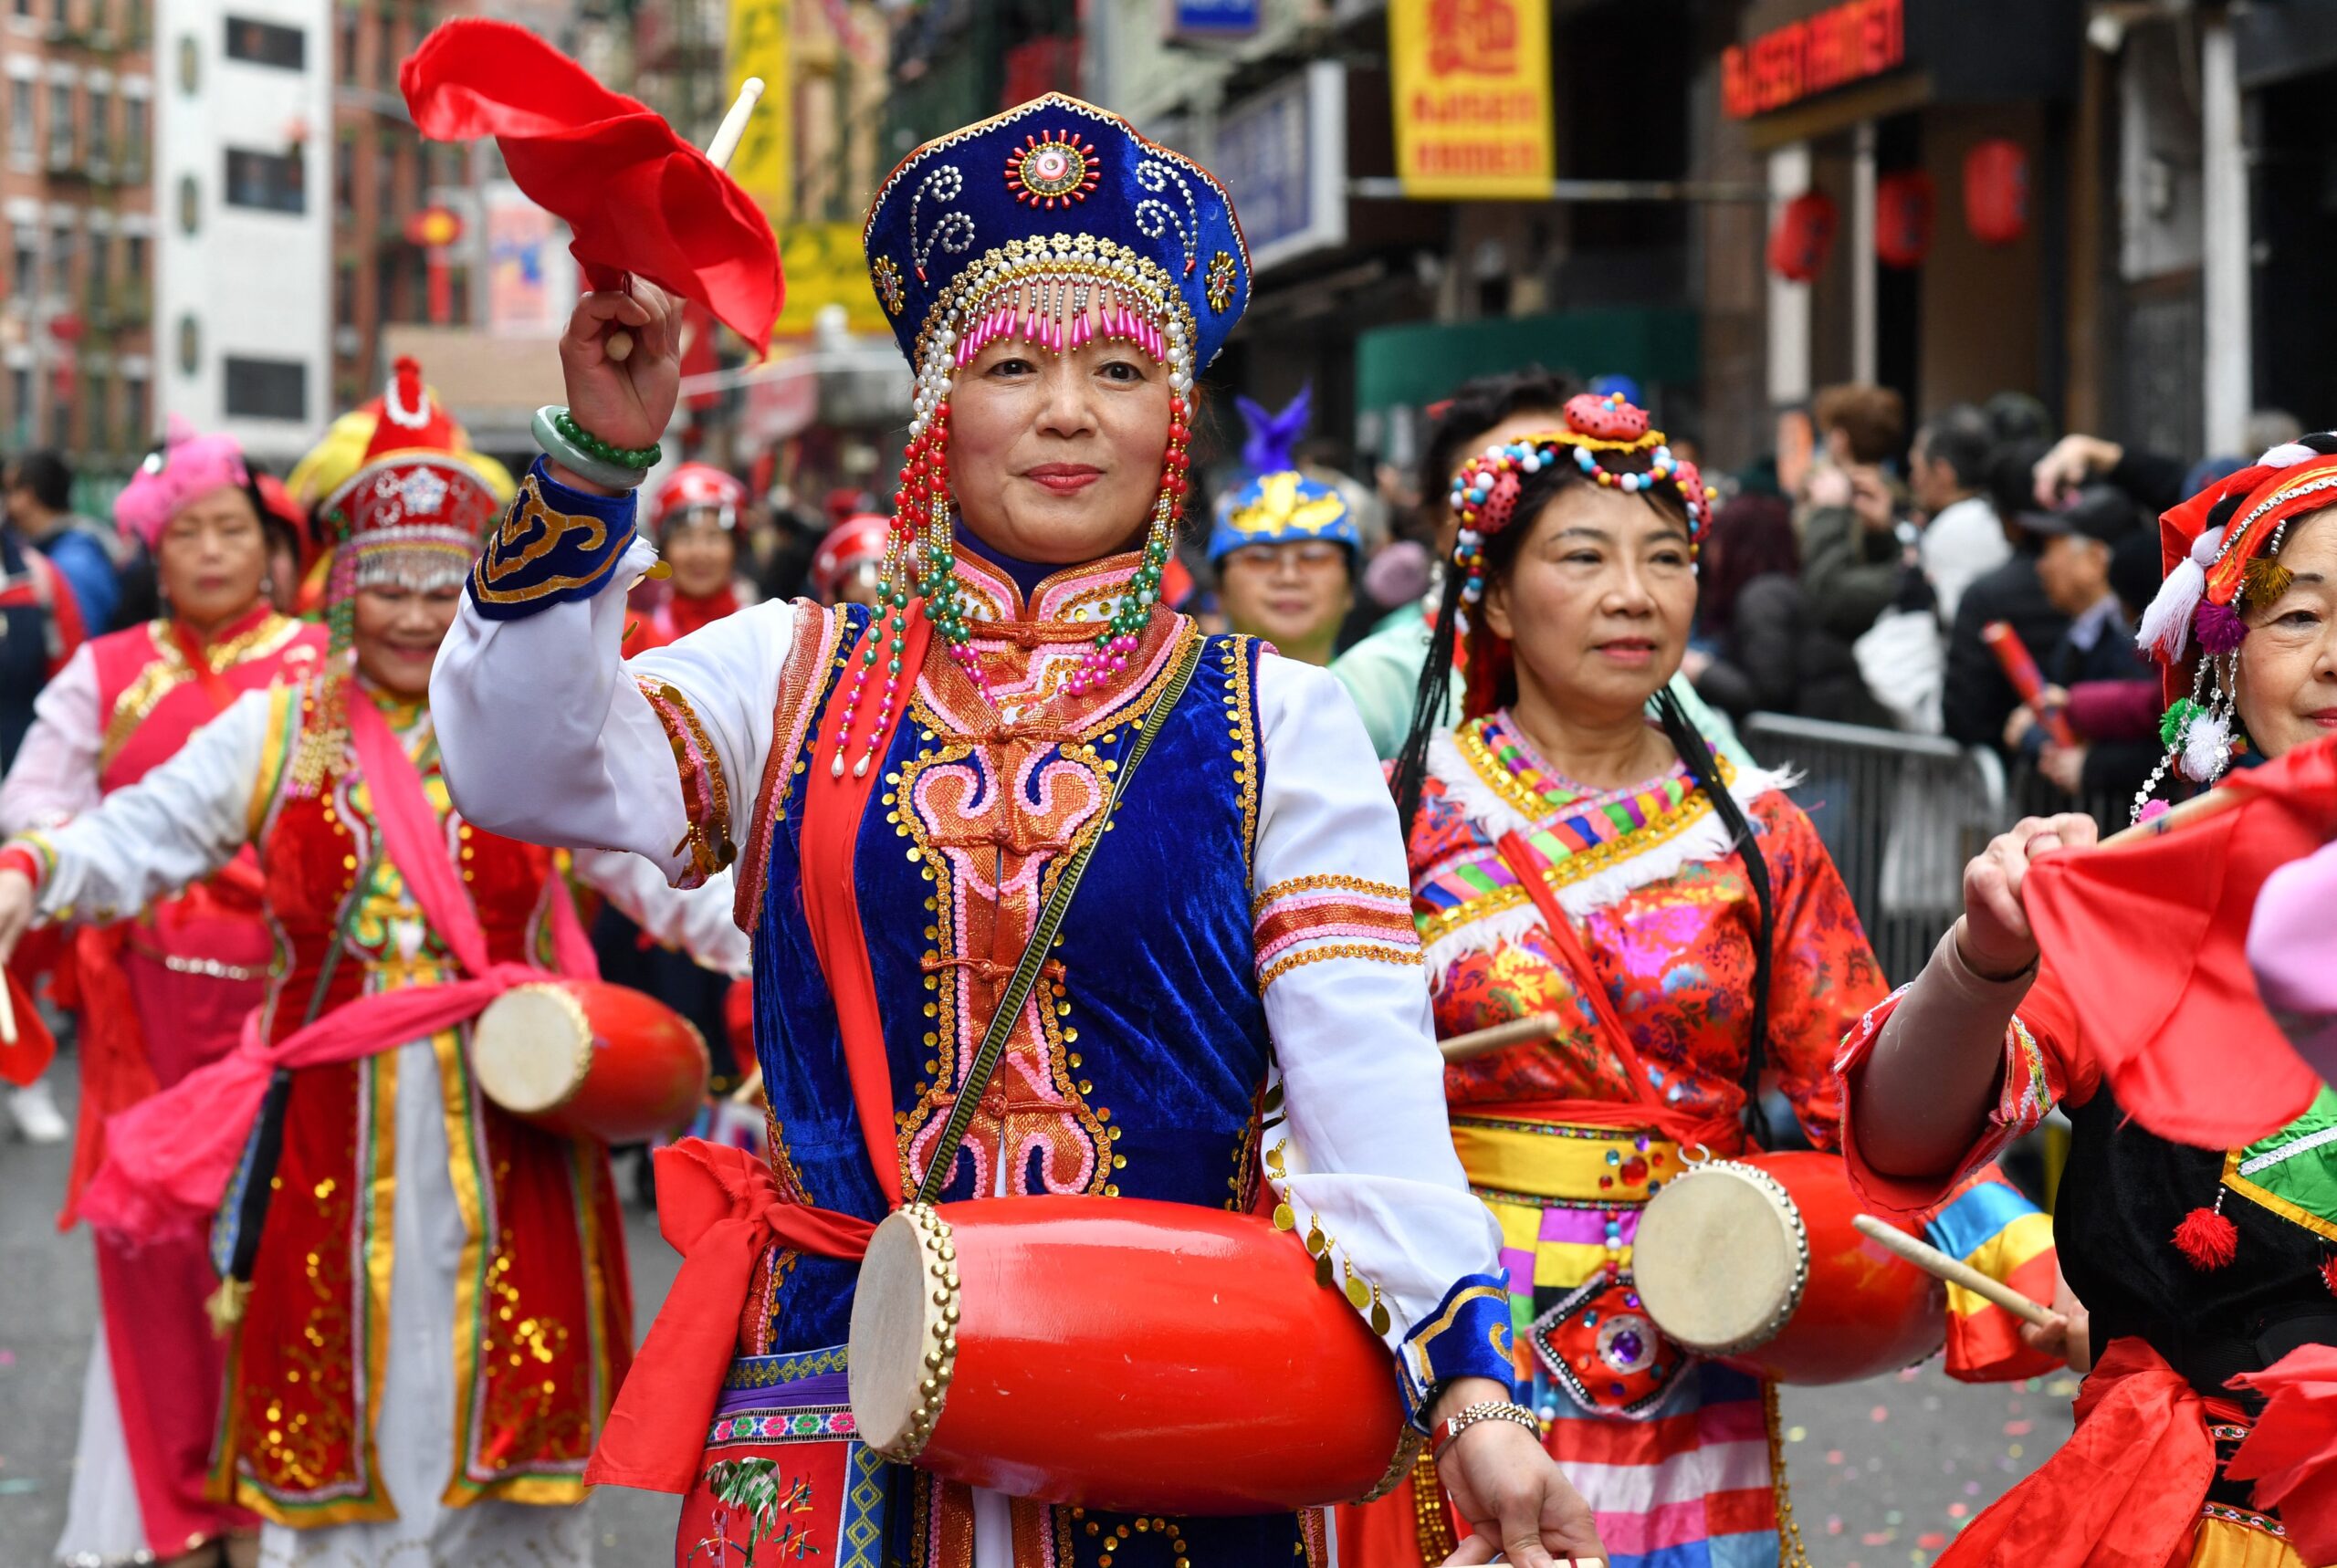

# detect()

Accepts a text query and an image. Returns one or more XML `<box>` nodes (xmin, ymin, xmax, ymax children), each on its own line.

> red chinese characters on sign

<box><xmin>1723</xmin><ymin>0</ymin><xmax>1905</xmax><ymax>120</ymax></box>
<box><xmin>1425</xmin><ymin>0</ymin><xmax>1519</xmax><ymax>77</ymax></box>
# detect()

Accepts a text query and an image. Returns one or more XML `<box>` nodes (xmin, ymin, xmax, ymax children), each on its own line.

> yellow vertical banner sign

<box><xmin>1388</xmin><ymin>0</ymin><xmax>1555</xmax><ymax>198</ymax></box>
<box><xmin>725</xmin><ymin>0</ymin><xmax>792</xmax><ymax>223</ymax></box>
<box><xmin>771</xmin><ymin>221</ymin><xmax>890</xmax><ymax>339</ymax></box>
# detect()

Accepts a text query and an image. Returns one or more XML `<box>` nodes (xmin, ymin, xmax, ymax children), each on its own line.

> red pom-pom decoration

<box><xmin>1564</xmin><ymin>392</ymin><xmax>1649</xmax><ymax>444</ymax></box>
<box><xmin>2173</xmin><ymin>1204</ymin><xmax>2239</xmax><ymax>1270</ymax></box>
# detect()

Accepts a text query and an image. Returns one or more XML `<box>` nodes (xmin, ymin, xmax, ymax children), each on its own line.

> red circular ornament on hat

<box><xmin>1565</xmin><ymin>392</ymin><xmax>1649</xmax><ymax>443</ymax></box>
<box><xmin>1006</xmin><ymin>131</ymin><xmax>1101</xmax><ymax>209</ymax></box>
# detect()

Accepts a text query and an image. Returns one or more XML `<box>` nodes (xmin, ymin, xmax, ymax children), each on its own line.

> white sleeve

<box><xmin>431</xmin><ymin>536</ymin><xmax>793</xmax><ymax>887</ymax></box>
<box><xmin>0</xmin><ymin>642</ymin><xmax>102</xmax><ymax>834</ymax></box>
<box><xmin>1249</xmin><ymin>655</ymin><xmax>1507</xmax><ymax>1384</ymax></box>
<box><xmin>18</xmin><ymin>688</ymin><xmax>267</xmax><ymax>925</ymax></box>
<box><xmin>574</xmin><ymin>848</ymin><xmax>752</xmax><ymax>977</ymax></box>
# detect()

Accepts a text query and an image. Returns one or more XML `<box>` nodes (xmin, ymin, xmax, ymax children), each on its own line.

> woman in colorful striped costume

<box><xmin>1340</xmin><ymin>396</ymin><xmax>2071</xmax><ymax>1568</ymax></box>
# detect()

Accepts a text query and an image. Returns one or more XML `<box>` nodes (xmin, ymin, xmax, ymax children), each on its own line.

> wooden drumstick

<box><xmin>0</xmin><ymin>969</ymin><xmax>16</xmax><ymax>1048</ymax></box>
<box><xmin>728</xmin><ymin>1065</ymin><xmax>764</xmax><ymax>1106</ymax></box>
<box><xmin>605</xmin><ymin>77</ymin><xmax>764</xmax><ymax>364</ymax></box>
<box><xmin>1440</xmin><ymin>1011</ymin><xmax>1563</xmax><ymax>1063</ymax></box>
<box><xmin>1851</xmin><ymin>1214</ymin><xmax>2058</xmax><ymax>1328</ymax></box>
<box><xmin>2096</xmin><ymin>784</ymin><xmax>2246</xmax><ymax>850</ymax></box>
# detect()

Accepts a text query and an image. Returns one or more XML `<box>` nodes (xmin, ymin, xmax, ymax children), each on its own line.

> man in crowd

<box><xmin>5</xmin><ymin>451</ymin><xmax>122</xmax><ymax>635</ymax></box>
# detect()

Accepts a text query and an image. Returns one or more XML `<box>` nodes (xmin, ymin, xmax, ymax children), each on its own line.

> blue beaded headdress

<box><xmin>863</xmin><ymin>92</ymin><xmax>1252</xmax><ymax>380</ymax></box>
<box><xmin>1208</xmin><ymin>387</ymin><xmax>1357</xmax><ymax>563</ymax></box>
<box><xmin>832</xmin><ymin>96</ymin><xmax>1253</xmax><ymax>776</ymax></box>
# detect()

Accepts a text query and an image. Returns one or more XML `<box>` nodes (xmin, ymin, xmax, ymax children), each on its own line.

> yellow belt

<box><xmin>1448</xmin><ymin>1116</ymin><xmax>1683</xmax><ymax>1206</ymax></box>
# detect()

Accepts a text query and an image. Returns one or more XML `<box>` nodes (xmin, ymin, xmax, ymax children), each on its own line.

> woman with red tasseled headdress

<box><xmin>1</xmin><ymin>419</ymin><xmax>324</xmax><ymax>1568</ymax></box>
<box><xmin>0</xmin><ymin>361</ymin><xmax>745</xmax><ymax>1568</ymax></box>
<box><xmin>1841</xmin><ymin>435</ymin><xmax>2337</xmax><ymax>1566</ymax></box>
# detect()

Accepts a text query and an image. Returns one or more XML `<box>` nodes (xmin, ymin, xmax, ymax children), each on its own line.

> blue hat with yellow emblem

<box><xmin>1209</xmin><ymin>386</ymin><xmax>1357</xmax><ymax>564</ymax></box>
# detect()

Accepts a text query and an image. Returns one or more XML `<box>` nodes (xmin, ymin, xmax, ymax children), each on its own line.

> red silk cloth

<box><xmin>586</xmin><ymin>1140</ymin><xmax>875</xmax><ymax>1492</ymax></box>
<box><xmin>78</xmin><ymin>693</ymin><xmax>596</xmax><ymax>1243</ymax></box>
<box><xmin>2023</xmin><ymin>736</ymin><xmax>2337</xmax><ymax>1148</ymax></box>
<box><xmin>0</xmin><ymin>966</ymin><xmax>55</xmax><ymax>1087</ymax></box>
<box><xmin>2227</xmin><ymin>1345</ymin><xmax>2337</xmax><ymax>1563</ymax></box>
<box><xmin>1934</xmin><ymin>1337</ymin><xmax>2216</xmax><ymax>1567</ymax></box>
<box><xmin>401</xmin><ymin>19</ymin><xmax>782</xmax><ymax>346</ymax></box>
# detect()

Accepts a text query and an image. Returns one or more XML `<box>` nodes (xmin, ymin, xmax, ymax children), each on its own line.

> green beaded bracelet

<box><xmin>533</xmin><ymin>406</ymin><xmax>652</xmax><ymax>492</ymax></box>
<box><xmin>551</xmin><ymin>407</ymin><xmax>662</xmax><ymax>471</ymax></box>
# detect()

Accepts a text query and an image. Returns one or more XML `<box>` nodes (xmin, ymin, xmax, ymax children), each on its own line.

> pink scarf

<box><xmin>79</xmin><ymin>689</ymin><xmax>594</xmax><ymax>1244</ymax></box>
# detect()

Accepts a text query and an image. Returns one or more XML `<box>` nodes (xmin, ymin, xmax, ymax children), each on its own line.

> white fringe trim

<box><xmin>1420</xmin><ymin>744</ymin><xmax>1796</xmax><ymax>985</ymax></box>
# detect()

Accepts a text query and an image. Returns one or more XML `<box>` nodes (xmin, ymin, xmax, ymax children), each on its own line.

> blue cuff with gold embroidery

<box><xmin>466</xmin><ymin>457</ymin><xmax>638</xmax><ymax>620</ymax></box>
<box><xmin>1397</xmin><ymin>1272</ymin><xmax>1516</xmax><ymax>1428</ymax></box>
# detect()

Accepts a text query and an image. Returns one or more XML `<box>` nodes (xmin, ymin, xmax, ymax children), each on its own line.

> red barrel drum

<box><xmin>847</xmin><ymin>1196</ymin><xmax>1416</xmax><ymax>1515</ymax></box>
<box><xmin>468</xmin><ymin>977</ymin><xmax>709</xmax><ymax>1144</ymax></box>
<box><xmin>1630</xmin><ymin>1150</ymin><xmax>1945</xmax><ymax>1385</ymax></box>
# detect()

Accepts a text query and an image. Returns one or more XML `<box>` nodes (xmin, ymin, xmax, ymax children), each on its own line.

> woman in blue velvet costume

<box><xmin>431</xmin><ymin>96</ymin><xmax>1604</xmax><ymax>1568</ymax></box>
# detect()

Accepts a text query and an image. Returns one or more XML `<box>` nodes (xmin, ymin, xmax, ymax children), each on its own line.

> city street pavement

<box><xmin>0</xmin><ymin>1066</ymin><xmax>2054</xmax><ymax>1566</ymax></box>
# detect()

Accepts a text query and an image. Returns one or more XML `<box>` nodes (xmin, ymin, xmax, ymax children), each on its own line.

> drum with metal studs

<box><xmin>847</xmin><ymin>1196</ymin><xmax>1417</xmax><ymax>1514</ymax></box>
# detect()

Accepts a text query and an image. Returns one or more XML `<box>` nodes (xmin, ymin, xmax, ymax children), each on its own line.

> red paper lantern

<box><xmin>1875</xmin><ymin>171</ymin><xmax>1934</xmax><ymax>268</ymax></box>
<box><xmin>1768</xmin><ymin>191</ymin><xmax>1839</xmax><ymax>284</ymax></box>
<box><xmin>1963</xmin><ymin>139</ymin><xmax>2029</xmax><ymax>246</ymax></box>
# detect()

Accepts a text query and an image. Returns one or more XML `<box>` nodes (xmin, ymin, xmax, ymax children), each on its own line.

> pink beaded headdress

<box><xmin>114</xmin><ymin>416</ymin><xmax>252</xmax><ymax>550</ymax></box>
<box><xmin>1447</xmin><ymin>392</ymin><xmax>1714</xmax><ymax>607</ymax></box>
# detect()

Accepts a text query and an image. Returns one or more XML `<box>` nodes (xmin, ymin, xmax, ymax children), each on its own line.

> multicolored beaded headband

<box><xmin>1446</xmin><ymin>392</ymin><xmax>1713</xmax><ymax>605</ymax></box>
<box><xmin>834</xmin><ymin>94</ymin><xmax>1252</xmax><ymax>779</ymax></box>
<box><xmin>2131</xmin><ymin>439</ymin><xmax>2337</xmax><ymax>814</ymax></box>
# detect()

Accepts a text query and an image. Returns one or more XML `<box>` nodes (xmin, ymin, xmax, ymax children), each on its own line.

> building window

<box><xmin>85</xmin><ymin>229</ymin><xmax>106</xmax><ymax>304</ymax></box>
<box><xmin>333</xmin><ymin>131</ymin><xmax>353</xmax><ymax>221</ymax></box>
<box><xmin>5</xmin><ymin>80</ymin><xmax>28</xmax><ymax>157</ymax></box>
<box><xmin>6</xmin><ymin>369</ymin><xmax>28</xmax><ymax>447</ymax></box>
<box><xmin>49</xmin><ymin>0</ymin><xmax>65</xmax><ymax>26</ymax></box>
<box><xmin>45</xmin><ymin>221</ymin><xmax>71</xmax><ymax>299</ymax></box>
<box><xmin>222</xmin><ymin>355</ymin><xmax>305</xmax><ymax>421</ymax></box>
<box><xmin>85</xmin><ymin>368</ymin><xmax>110</xmax><ymax>454</ymax></box>
<box><xmin>224</xmin><ymin>16</ymin><xmax>304</xmax><ymax>69</ymax></box>
<box><xmin>122</xmin><ymin>231</ymin><xmax>143</xmax><ymax>285</ymax></box>
<box><xmin>47</xmin><ymin>385</ymin><xmax>68</xmax><ymax>450</ymax></box>
<box><xmin>123</xmin><ymin>371</ymin><xmax>146</xmax><ymax>445</ymax></box>
<box><xmin>121</xmin><ymin>95</ymin><xmax>142</xmax><ymax>179</ymax></box>
<box><xmin>47</xmin><ymin>81</ymin><xmax>72</xmax><ymax>164</ymax></box>
<box><xmin>372</xmin><ymin>6</ymin><xmax>395</xmax><ymax>90</ymax></box>
<box><xmin>224</xmin><ymin>146</ymin><xmax>303</xmax><ymax>213</ymax></box>
<box><xmin>10</xmin><ymin>226</ymin><xmax>33</xmax><ymax>295</ymax></box>
<box><xmin>374</xmin><ymin>141</ymin><xmax>396</xmax><ymax>225</ymax></box>
<box><xmin>11</xmin><ymin>0</ymin><xmax>29</xmax><ymax>21</ymax></box>
<box><xmin>334</xmin><ymin>259</ymin><xmax>355</xmax><ymax>329</ymax></box>
<box><xmin>334</xmin><ymin>4</ymin><xmax>357</xmax><ymax>86</ymax></box>
<box><xmin>86</xmin><ymin>84</ymin><xmax>108</xmax><ymax>166</ymax></box>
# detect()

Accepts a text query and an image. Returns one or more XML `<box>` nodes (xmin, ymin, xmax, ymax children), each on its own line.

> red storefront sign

<box><xmin>1723</xmin><ymin>0</ymin><xmax>1906</xmax><ymax>120</ymax></box>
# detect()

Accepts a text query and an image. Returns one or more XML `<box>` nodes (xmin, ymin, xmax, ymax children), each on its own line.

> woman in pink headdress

<box><xmin>0</xmin><ymin>421</ymin><xmax>326</xmax><ymax>1568</ymax></box>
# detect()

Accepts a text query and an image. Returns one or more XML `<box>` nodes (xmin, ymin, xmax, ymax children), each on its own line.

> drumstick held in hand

<box><xmin>1440</xmin><ymin>1011</ymin><xmax>1564</xmax><ymax>1063</ymax></box>
<box><xmin>606</xmin><ymin>77</ymin><xmax>764</xmax><ymax>364</ymax></box>
<box><xmin>728</xmin><ymin>1065</ymin><xmax>764</xmax><ymax>1106</ymax></box>
<box><xmin>1851</xmin><ymin>1214</ymin><xmax>2058</xmax><ymax>1328</ymax></box>
<box><xmin>0</xmin><ymin>971</ymin><xmax>16</xmax><ymax>1048</ymax></box>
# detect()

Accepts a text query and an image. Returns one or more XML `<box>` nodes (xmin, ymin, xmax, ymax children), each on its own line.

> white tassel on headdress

<box><xmin>2258</xmin><ymin>442</ymin><xmax>2317</xmax><ymax>469</ymax></box>
<box><xmin>2178</xmin><ymin>705</ymin><xmax>2233</xmax><ymax>783</ymax></box>
<box><xmin>2137</xmin><ymin>524</ymin><xmax>2227</xmax><ymax>660</ymax></box>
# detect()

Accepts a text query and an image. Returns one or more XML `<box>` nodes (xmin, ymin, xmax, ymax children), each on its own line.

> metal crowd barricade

<box><xmin>1737</xmin><ymin>714</ymin><xmax>2009</xmax><ymax>986</ymax></box>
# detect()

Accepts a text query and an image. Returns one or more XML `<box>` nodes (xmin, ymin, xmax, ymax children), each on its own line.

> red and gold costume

<box><xmin>2</xmin><ymin>437</ymin><xmax>322</xmax><ymax>1563</ymax></box>
<box><xmin>0</xmin><ymin>364</ymin><xmax>731</xmax><ymax>1566</ymax></box>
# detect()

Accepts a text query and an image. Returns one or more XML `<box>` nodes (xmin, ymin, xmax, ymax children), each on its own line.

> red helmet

<box><xmin>652</xmin><ymin>463</ymin><xmax>749</xmax><ymax>538</ymax></box>
<box><xmin>811</xmin><ymin>513</ymin><xmax>893</xmax><ymax>603</ymax></box>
